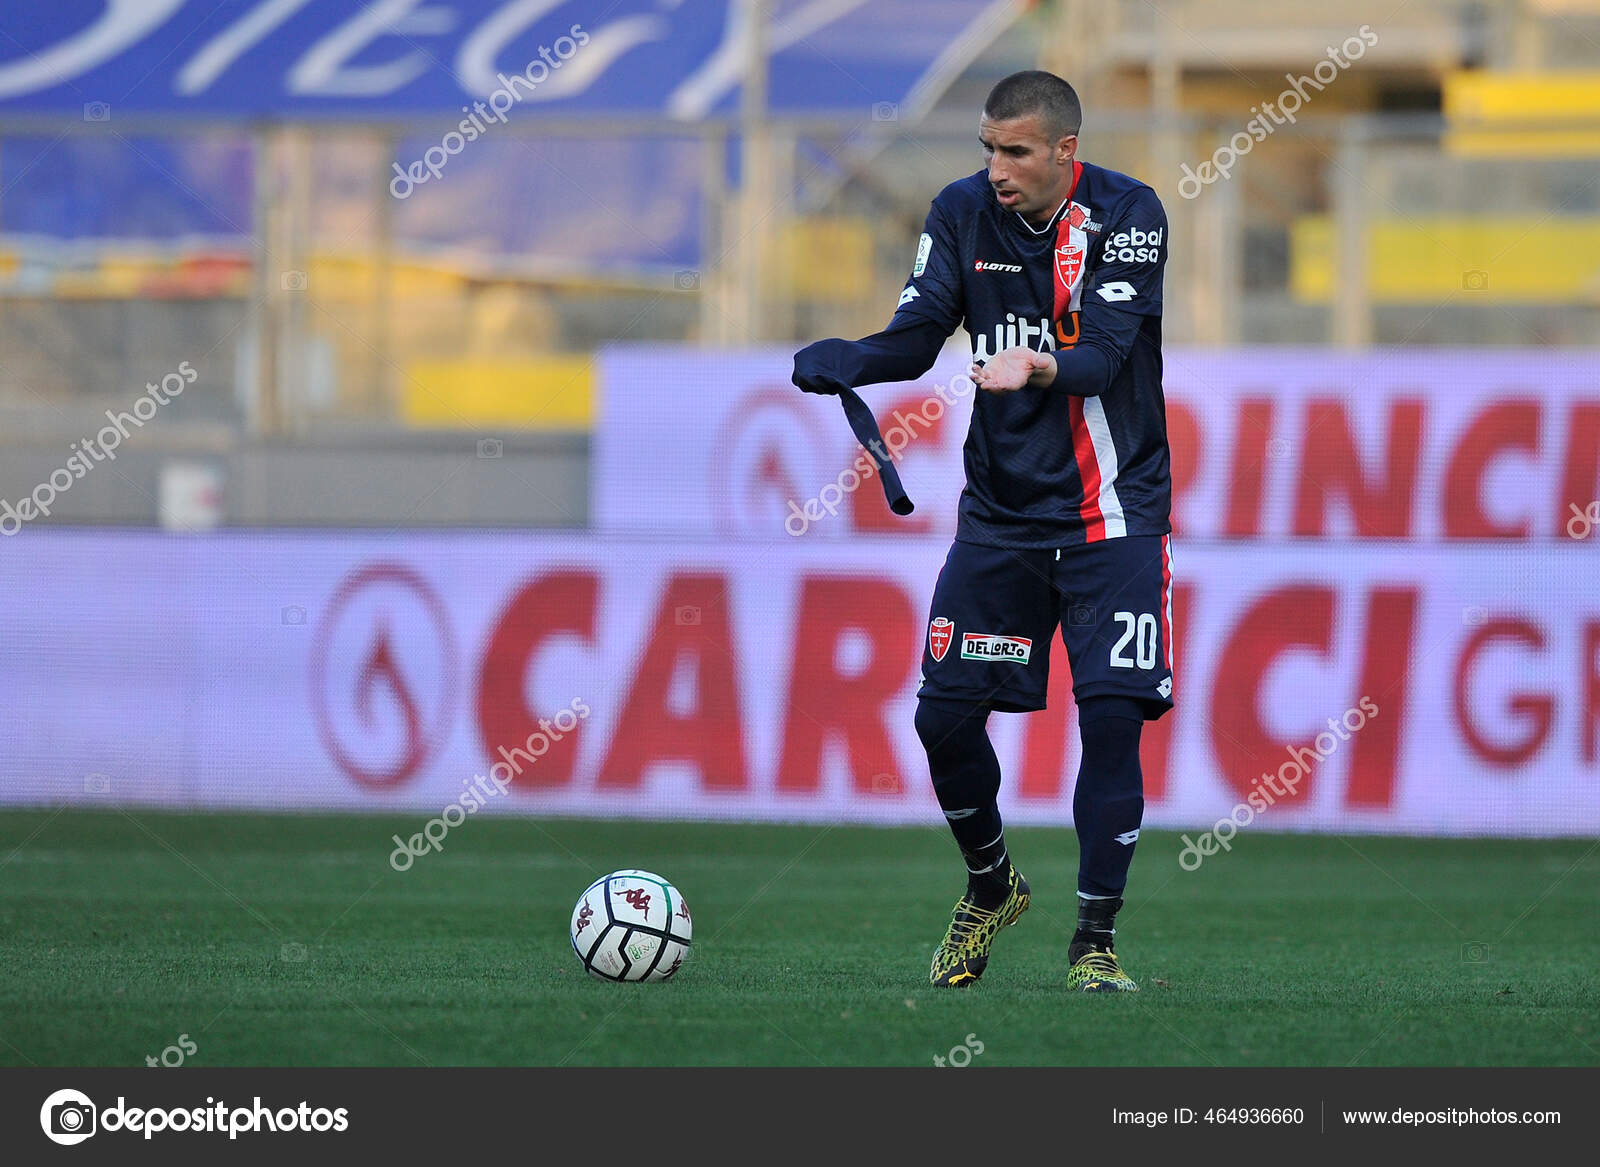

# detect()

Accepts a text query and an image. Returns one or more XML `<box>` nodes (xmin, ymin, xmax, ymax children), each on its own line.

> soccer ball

<box><xmin>570</xmin><ymin>869</ymin><xmax>692</xmax><ymax>982</ymax></box>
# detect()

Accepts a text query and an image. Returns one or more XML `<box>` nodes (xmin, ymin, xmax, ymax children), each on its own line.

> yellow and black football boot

<box><xmin>929</xmin><ymin>866</ymin><xmax>1030</xmax><ymax>987</ymax></box>
<box><xmin>1065</xmin><ymin>943</ymin><xmax>1139</xmax><ymax>992</ymax></box>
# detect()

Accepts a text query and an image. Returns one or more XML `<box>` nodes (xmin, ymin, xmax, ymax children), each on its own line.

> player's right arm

<box><xmin>792</xmin><ymin>200</ymin><xmax>964</xmax><ymax>395</ymax></box>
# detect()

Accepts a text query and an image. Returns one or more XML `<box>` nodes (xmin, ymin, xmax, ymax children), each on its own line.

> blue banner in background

<box><xmin>0</xmin><ymin>131</ymin><xmax>702</xmax><ymax>269</ymax></box>
<box><xmin>0</xmin><ymin>134</ymin><xmax>254</xmax><ymax>239</ymax></box>
<box><xmin>0</xmin><ymin>0</ymin><xmax>1000</xmax><ymax>118</ymax></box>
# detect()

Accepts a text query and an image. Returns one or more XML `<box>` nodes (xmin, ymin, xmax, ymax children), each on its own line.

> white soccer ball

<box><xmin>570</xmin><ymin>869</ymin><xmax>692</xmax><ymax>982</ymax></box>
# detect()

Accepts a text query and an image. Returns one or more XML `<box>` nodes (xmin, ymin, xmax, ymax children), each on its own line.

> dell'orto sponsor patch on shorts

<box><xmin>960</xmin><ymin>633</ymin><xmax>1032</xmax><ymax>663</ymax></box>
<box><xmin>929</xmin><ymin>616</ymin><xmax>953</xmax><ymax>662</ymax></box>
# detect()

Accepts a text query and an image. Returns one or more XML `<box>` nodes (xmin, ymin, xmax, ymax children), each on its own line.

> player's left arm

<box><xmin>973</xmin><ymin>186</ymin><xmax>1167</xmax><ymax>395</ymax></box>
<box><xmin>793</xmin><ymin>197</ymin><xmax>966</xmax><ymax>395</ymax></box>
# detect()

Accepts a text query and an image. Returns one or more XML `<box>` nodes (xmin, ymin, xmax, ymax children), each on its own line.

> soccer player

<box><xmin>791</xmin><ymin>71</ymin><xmax>1174</xmax><ymax>992</ymax></box>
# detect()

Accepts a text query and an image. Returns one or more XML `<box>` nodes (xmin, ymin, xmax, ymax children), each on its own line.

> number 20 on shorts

<box><xmin>1109</xmin><ymin>611</ymin><xmax>1160</xmax><ymax>669</ymax></box>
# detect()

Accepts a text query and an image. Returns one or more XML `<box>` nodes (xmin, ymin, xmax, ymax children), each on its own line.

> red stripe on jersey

<box><xmin>1056</xmin><ymin>161</ymin><xmax>1103</xmax><ymax>540</ymax></box>
<box><xmin>1069</xmin><ymin>395</ymin><xmax>1106</xmax><ymax>542</ymax></box>
<box><xmin>1160</xmin><ymin>534</ymin><xmax>1173</xmax><ymax>669</ymax></box>
<box><xmin>1056</xmin><ymin>160</ymin><xmax>1107</xmax><ymax>537</ymax></box>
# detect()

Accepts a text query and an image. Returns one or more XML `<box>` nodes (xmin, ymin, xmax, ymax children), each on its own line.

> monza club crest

<box><xmin>1055</xmin><ymin>244</ymin><xmax>1085</xmax><ymax>293</ymax></box>
<box><xmin>929</xmin><ymin>617</ymin><xmax>954</xmax><ymax>662</ymax></box>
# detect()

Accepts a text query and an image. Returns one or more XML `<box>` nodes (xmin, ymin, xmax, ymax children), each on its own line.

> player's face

<box><xmin>979</xmin><ymin>112</ymin><xmax>1077</xmax><ymax>223</ymax></box>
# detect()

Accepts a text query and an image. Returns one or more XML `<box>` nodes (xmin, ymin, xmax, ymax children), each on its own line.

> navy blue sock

<box><xmin>915</xmin><ymin>697</ymin><xmax>1010</xmax><ymax>906</ymax></box>
<box><xmin>1073</xmin><ymin>697</ymin><xmax>1146</xmax><ymax>903</ymax></box>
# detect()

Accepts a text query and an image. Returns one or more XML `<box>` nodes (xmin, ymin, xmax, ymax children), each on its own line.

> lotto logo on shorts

<box><xmin>960</xmin><ymin>633</ymin><xmax>1032</xmax><ymax>663</ymax></box>
<box><xmin>929</xmin><ymin>617</ymin><xmax>954</xmax><ymax>662</ymax></box>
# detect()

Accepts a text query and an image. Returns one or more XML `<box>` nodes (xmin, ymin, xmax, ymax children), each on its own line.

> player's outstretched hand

<box><xmin>971</xmin><ymin>347</ymin><xmax>1056</xmax><ymax>393</ymax></box>
<box><xmin>792</xmin><ymin>338</ymin><xmax>849</xmax><ymax>395</ymax></box>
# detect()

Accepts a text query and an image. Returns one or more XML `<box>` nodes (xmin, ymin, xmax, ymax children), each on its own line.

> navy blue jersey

<box><xmin>896</xmin><ymin>163</ymin><xmax>1172</xmax><ymax>549</ymax></box>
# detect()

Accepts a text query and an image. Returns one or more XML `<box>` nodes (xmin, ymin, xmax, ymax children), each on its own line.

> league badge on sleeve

<box><xmin>929</xmin><ymin>617</ymin><xmax>953</xmax><ymax>661</ymax></box>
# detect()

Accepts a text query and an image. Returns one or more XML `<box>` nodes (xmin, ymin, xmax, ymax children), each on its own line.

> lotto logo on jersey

<box><xmin>1102</xmin><ymin>226</ymin><xmax>1163</xmax><ymax>264</ymax></box>
<box><xmin>960</xmin><ymin>633</ymin><xmax>1032</xmax><ymax>663</ymax></box>
<box><xmin>1055</xmin><ymin>244</ymin><xmax>1084</xmax><ymax>292</ymax></box>
<box><xmin>929</xmin><ymin>617</ymin><xmax>954</xmax><ymax>662</ymax></box>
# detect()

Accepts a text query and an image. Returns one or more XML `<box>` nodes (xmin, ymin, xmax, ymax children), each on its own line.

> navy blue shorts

<box><xmin>918</xmin><ymin>535</ymin><xmax>1175</xmax><ymax>718</ymax></box>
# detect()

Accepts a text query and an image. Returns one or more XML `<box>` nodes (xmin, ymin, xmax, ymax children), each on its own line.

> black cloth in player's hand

<box><xmin>791</xmin><ymin>338</ymin><xmax>850</xmax><ymax>395</ymax></box>
<box><xmin>791</xmin><ymin>317</ymin><xmax>947</xmax><ymax>518</ymax></box>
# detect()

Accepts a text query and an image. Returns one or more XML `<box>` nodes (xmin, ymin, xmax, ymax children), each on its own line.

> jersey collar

<box><xmin>1011</xmin><ymin>159</ymin><xmax>1084</xmax><ymax>235</ymax></box>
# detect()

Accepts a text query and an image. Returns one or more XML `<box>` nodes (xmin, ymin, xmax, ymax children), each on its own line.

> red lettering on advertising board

<box><xmin>598</xmin><ymin>574</ymin><xmax>747</xmax><ymax>790</ymax></box>
<box><xmin>1293</xmin><ymin>399</ymin><xmax>1424</xmax><ymax>537</ymax></box>
<box><xmin>1209</xmin><ymin>585</ymin><xmax>1334</xmax><ymax>807</ymax></box>
<box><xmin>1558</xmin><ymin>402</ymin><xmax>1600</xmax><ymax>539</ymax></box>
<box><xmin>1225</xmin><ymin>398</ymin><xmax>1275</xmax><ymax>538</ymax></box>
<box><xmin>1455</xmin><ymin>618</ymin><xmax>1552</xmax><ymax>767</ymax></box>
<box><xmin>477</xmin><ymin>570</ymin><xmax>594</xmax><ymax>789</ymax></box>
<box><xmin>1345</xmin><ymin>588</ymin><xmax>1416</xmax><ymax>807</ymax></box>
<box><xmin>1166</xmin><ymin>400</ymin><xmax>1199</xmax><ymax>537</ymax></box>
<box><xmin>1443</xmin><ymin>401</ymin><xmax>1541</xmax><ymax>538</ymax></box>
<box><xmin>777</xmin><ymin>576</ymin><xmax>916</xmax><ymax>793</ymax></box>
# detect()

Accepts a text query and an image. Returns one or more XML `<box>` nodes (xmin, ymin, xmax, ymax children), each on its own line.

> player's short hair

<box><xmin>983</xmin><ymin>71</ymin><xmax>1082</xmax><ymax>140</ymax></box>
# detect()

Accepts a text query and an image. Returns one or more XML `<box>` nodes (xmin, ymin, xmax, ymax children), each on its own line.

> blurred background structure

<box><xmin>1</xmin><ymin>1</ymin><xmax>1597</xmax><ymax>840</ymax></box>
<box><xmin>2</xmin><ymin>0</ymin><xmax>1598</xmax><ymax>526</ymax></box>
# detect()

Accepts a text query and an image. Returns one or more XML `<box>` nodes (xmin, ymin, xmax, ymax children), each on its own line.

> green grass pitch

<box><xmin>1</xmin><ymin>810</ymin><xmax>1595</xmax><ymax>1066</ymax></box>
